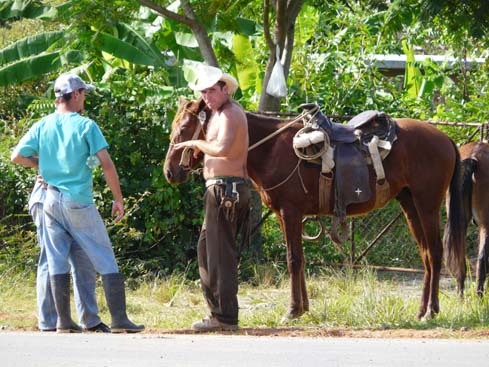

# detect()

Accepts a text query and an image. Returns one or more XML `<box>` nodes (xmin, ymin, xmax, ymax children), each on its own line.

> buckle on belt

<box><xmin>205</xmin><ymin>178</ymin><xmax>225</xmax><ymax>187</ymax></box>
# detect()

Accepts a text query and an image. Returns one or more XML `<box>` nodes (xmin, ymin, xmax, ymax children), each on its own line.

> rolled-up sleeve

<box><xmin>14</xmin><ymin>123</ymin><xmax>40</xmax><ymax>157</ymax></box>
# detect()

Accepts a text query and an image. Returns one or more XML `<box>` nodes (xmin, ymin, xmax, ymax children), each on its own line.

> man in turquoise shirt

<box><xmin>11</xmin><ymin>73</ymin><xmax>143</xmax><ymax>333</ymax></box>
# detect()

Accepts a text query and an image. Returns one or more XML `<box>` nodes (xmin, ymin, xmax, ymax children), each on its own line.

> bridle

<box><xmin>169</xmin><ymin>101</ymin><xmax>318</xmax><ymax>190</ymax></box>
<box><xmin>169</xmin><ymin>107</ymin><xmax>208</xmax><ymax>171</ymax></box>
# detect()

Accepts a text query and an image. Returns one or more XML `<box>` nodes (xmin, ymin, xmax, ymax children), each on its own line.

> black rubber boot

<box><xmin>102</xmin><ymin>273</ymin><xmax>144</xmax><ymax>333</ymax></box>
<box><xmin>50</xmin><ymin>274</ymin><xmax>82</xmax><ymax>333</ymax></box>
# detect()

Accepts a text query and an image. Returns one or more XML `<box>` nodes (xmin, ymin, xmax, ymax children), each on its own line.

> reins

<box><xmin>170</xmin><ymin>103</ymin><xmax>318</xmax><ymax>193</ymax></box>
<box><xmin>249</xmin><ymin>107</ymin><xmax>319</xmax><ymax>193</ymax></box>
<box><xmin>171</xmin><ymin>108</ymin><xmax>207</xmax><ymax>170</ymax></box>
<box><xmin>248</xmin><ymin>109</ymin><xmax>314</xmax><ymax>151</ymax></box>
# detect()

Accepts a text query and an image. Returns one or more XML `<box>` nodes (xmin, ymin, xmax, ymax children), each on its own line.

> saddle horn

<box><xmin>298</xmin><ymin>103</ymin><xmax>333</xmax><ymax>132</ymax></box>
<box><xmin>298</xmin><ymin>103</ymin><xmax>320</xmax><ymax>113</ymax></box>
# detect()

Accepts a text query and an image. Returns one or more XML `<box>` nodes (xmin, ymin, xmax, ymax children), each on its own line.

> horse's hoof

<box><xmin>280</xmin><ymin>314</ymin><xmax>301</xmax><ymax>325</ymax></box>
<box><xmin>279</xmin><ymin>315</ymin><xmax>291</xmax><ymax>324</ymax></box>
<box><xmin>280</xmin><ymin>309</ymin><xmax>304</xmax><ymax>324</ymax></box>
<box><xmin>419</xmin><ymin>308</ymin><xmax>437</xmax><ymax>321</ymax></box>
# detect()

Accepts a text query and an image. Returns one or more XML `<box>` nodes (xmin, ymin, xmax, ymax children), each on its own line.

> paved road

<box><xmin>1</xmin><ymin>332</ymin><xmax>489</xmax><ymax>367</ymax></box>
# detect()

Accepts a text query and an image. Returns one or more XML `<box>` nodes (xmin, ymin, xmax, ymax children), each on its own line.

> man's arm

<box><xmin>11</xmin><ymin>151</ymin><xmax>38</xmax><ymax>169</ymax></box>
<box><xmin>174</xmin><ymin>108</ymin><xmax>241</xmax><ymax>156</ymax></box>
<box><xmin>96</xmin><ymin>148</ymin><xmax>124</xmax><ymax>222</ymax></box>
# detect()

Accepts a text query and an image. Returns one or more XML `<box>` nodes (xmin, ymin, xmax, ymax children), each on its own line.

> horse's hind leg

<box><xmin>397</xmin><ymin>189</ymin><xmax>441</xmax><ymax>319</ymax></box>
<box><xmin>279</xmin><ymin>208</ymin><xmax>308</xmax><ymax>320</ymax></box>
<box><xmin>474</xmin><ymin>179</ymin><xmax>489</xmax><ymax>296</ymax></box>
<box><xmin>476</xmin><ymin>227</ymin><xmax>489</xmax><ymax>296</ymax></box>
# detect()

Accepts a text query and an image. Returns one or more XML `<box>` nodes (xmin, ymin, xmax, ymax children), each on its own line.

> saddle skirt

<box><xmin>334</xmin><ymin>142</ymin><xmax>371</xmax><ymax>218</ymax></box>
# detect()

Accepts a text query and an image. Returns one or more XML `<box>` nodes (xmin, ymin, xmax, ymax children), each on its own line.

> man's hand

<box><xmin>174</xmin><ymin>141</ymin><xmax>193</xmax><ymax>150</ymax></box>
<box><xmin>36</xmin><ymin>174</ymin><xmax>48</xmax><ymax>189</ymax></box>
<box><xmin>112</xmin><ymin>200</ymin><xmax>125</xmax><ymax>222</ymax></box>
<box><xmin>174</xmin><ymin>141</ymin><xmax>201</xmax><ymax>158</ymax></box>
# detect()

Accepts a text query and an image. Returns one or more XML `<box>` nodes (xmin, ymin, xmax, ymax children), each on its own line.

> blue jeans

<box><xmin>43</xmin><ymin>188</ymin><xmax>119</xmax><ymax>276</ymax></box>
<box><xmin>31</xmin><ymin>202</ymin><xmax>102</xmax><ymax>330</ymax></box>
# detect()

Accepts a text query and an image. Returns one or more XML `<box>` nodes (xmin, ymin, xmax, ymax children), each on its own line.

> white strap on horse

<box><xmin>321</xmin><ymin>146</ymin><xmax>335</xmax><ymax>173</ymax></box>
<box><xmin>367</xmin><ymin>135</ymin><xmax>386</xmax><ymax>181</ymax></box>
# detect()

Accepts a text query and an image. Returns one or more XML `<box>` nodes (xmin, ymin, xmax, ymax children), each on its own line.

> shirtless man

<box><xmin>175</xmin><ymin>65</ymin><xmax>251</xmax><ymax>331</ymax></box>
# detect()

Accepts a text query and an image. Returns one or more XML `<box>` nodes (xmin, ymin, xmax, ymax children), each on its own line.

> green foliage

<box><xmin>1</xmin><ymin>0</ymin><xmax>489</xmax><ymax>282</ymax></box>
<box><xmin>419</xmin><ymin>0</ymin><xmax>489</xmax><ymax>42</ymax></box>
<box><xmin>402</xmin><ymin>40</ymin><xmax>422</xmax><ymax>99</ymax></box>
<box><xmin>0</xmin><ymin>70</ymin><xmax>206</xmax><ymax>279</ymax></box>
<box><xmin>0</xmin><ymin>107</ymin><xmax>38</xmax><ymax>276</ymax></box>
<box><xmin>95</xmin><ymin>22</ymin><xmax>168</xmax><ymax>68</ymax></box>
<box><xmin>83</xmin><ymin>71</ymin><xmax>206</xmax><ymax>278</ymax></box>
<box><xmin>0</xmin><ymin>0</ymin><xmax>56</xmax><ymax>23</ymax></box>
<box><xmin>0</xmin><ymin>31</ymin><xmax>63</xmax><ymax>65</ymax></box>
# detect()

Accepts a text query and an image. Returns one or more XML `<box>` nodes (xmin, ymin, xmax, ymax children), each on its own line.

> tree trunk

<box><xmin>250</xmin><ymin>0</ymin><xmax>305</xmax><ymax>258</ymax></box>
<box><xmin>136</xmin><ymin>0</ymin><xmax>305</xmax><ymax>261</ymax></box>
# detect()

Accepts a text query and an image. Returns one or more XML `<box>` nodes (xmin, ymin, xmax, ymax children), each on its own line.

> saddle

<box><xmin>296</xmin><ymin>104</ymin><xmax>397</xmax><ymax>244</ymax></box>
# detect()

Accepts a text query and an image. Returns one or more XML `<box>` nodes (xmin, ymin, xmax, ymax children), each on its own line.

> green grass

<box><xmin>2</xmin><ymin>265</ymin><xmax>489</xmax><ymax>334</ymax></box>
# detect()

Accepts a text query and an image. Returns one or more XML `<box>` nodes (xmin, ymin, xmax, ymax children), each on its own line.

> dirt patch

<box><xmin>3</xmin><ymin>324</ymin><xmax>489</xmax><ymax>338</ymax></box>
<box><xmin>141</xmin><ymin>326</ymin><xmax>489</xmax><ymax>339</ymax></box>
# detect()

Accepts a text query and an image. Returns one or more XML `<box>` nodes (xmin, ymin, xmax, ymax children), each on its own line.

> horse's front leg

<box><xmin>279</xmin><ymin>208</ymin><xmax>308</xmax><ymax>321</ymax></box>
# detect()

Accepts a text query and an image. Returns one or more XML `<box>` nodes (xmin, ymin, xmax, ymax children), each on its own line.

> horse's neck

<box><xmin>245</xmin><ymin>112</ymin><xmax>300</xmax><ymax>185</ymax></box>
<box><xmin>246</xmin><ymin>112</ymin><xmax>294</xmax><ymax>142</ymax></box>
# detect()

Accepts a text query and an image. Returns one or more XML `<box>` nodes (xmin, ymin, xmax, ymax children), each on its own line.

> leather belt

<box><xmin>205</xmin><ymin>177</ymin><xmax>247</xmax><ymax>188</ymax></box>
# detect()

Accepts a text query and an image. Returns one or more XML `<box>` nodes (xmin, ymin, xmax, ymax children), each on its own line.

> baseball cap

<box><xmin>54</xmin><ymin>73</ymin><xmax>95</xmax><ymax>98</ymax></box>
<box><xmin>188</xmin><ymin>64</ymin><xmax>238</xmax><ymax>94</ymax></box>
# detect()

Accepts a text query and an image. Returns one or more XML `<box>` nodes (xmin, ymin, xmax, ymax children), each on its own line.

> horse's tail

<box><xmin>443</xmin><ymin>141</ymin><xmax>475</xmax><ymax>284</ymax></box>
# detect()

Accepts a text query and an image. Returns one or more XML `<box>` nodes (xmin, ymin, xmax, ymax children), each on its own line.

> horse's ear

<box><xmin>198</xmin><ymin>98</ymin><xmax>207</xmax><ymax>111</ymax></box>
<box><xmin>178</xmin><ymin>96</ymin><xmax>188</xmax><ymax>105</ymax></box>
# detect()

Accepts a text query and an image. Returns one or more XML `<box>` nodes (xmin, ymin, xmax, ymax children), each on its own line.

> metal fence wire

<box><xmin>302</xmin><ymin>120</ymin><xmax>487</xmax><ymax>272</ymax></box>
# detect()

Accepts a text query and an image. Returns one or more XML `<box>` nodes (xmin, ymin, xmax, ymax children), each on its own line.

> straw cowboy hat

<box><xmin>188</xmin><ymin>64</ymin><xmax>238</xmax><ymax>94</ymax></box>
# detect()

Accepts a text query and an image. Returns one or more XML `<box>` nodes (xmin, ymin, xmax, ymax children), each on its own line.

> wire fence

<box><xmin>303</xmin><ymin>120</ymin><xmax>488</xmax><ymax>272</ymax></box>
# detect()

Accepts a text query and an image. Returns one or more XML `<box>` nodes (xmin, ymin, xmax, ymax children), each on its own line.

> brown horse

<box><xmin>444</xmin><ymin>141</ymin><xmax>489</xmax><ymax>296</ymax></box>
<box><xmin>164</xmin><ymin>97</ymin><xmax>465</xmax><ymax>320</ymax></box>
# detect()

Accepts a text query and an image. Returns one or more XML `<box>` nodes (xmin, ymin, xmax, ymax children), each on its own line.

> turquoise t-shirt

<box><xmin>15</xmin><ymin>112</ymin><xmax>109</xmax><ymax>204</ymax></box>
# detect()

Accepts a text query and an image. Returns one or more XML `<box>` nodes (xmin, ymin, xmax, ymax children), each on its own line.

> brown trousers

<box><xmin>197</xmin><ymin>179</ymin><xmax>251</xmax><ymax>325</ymax></box>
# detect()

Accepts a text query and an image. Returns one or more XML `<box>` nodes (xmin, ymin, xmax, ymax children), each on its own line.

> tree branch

<box><xmin>134</xmin><ymin>0</ymin><xmax>192</xmax><ymax>26</ymax></box>
<box><xmin>287</xmin><ymin>0</ymin><xmax>306</xmax><ymax>24</ymax></box>
<box><xmin>264</xmin><ymin>0</ymin><xmax>275</xmax><ymax>51</ymax></box>
<box><xmin>135</xmin><ymin>0</ymin><xmax>218</xmax><ymax>66</ymax></box>
<box><xmin>276</xmin><ymin>0</ymin><xmax>287</xmax><ymax>51</ymax></box>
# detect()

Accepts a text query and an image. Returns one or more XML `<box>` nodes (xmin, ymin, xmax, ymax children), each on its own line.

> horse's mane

<box><xmin>170</xmin><ymin>98</ymin><xmax>207</xmax><ymax>140</ymax></box>
<box><xmin>171</xmin><ymin>103</ymin><xmax>187</xmax><ymax>131</ymax></box>
<box><xmin>245</xmin><ymin>111</ymin><xmax>302</xmax><ymax>130</ymax></box>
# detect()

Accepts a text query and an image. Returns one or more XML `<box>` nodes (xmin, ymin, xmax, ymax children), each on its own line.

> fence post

<box><xmin>350</xmin><ymin>219</ymin><xmax>355</xmax><ymax>265</ymax></box>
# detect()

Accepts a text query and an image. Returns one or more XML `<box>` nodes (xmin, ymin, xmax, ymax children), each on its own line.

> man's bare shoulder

<box><xmin>222</xmin><ymin>101</ymin><xmax>246</xmax><ymax>124</ymax></box>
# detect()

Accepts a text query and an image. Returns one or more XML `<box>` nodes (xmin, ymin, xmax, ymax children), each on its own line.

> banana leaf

<box><xmin>0</xmin><ymin>50</ymin><xmax>83</xmax><ymax>86</ymax></box>
<box><xmin>402</xmin><ymin>40</ymin><xmax>422</xmax><ymax>99</ymax></box>
<box><xmin>0</xmin><ymin>0</ymin><xmax>56</xmax><ymax>21</ymax></box>
<box><xmin>98</xmin><ymin>23</ymin><xmax>166</xmax><ymax>68</ymax></box>
<box><xmin>231</xmin><ymin>34</ymin><xmax>259</xmax><ymax>92</ymax></box>
<box><xmin>0</xmin><ymin>31</ymin><xmax>64</xmax><ymax>66</ymax></box>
